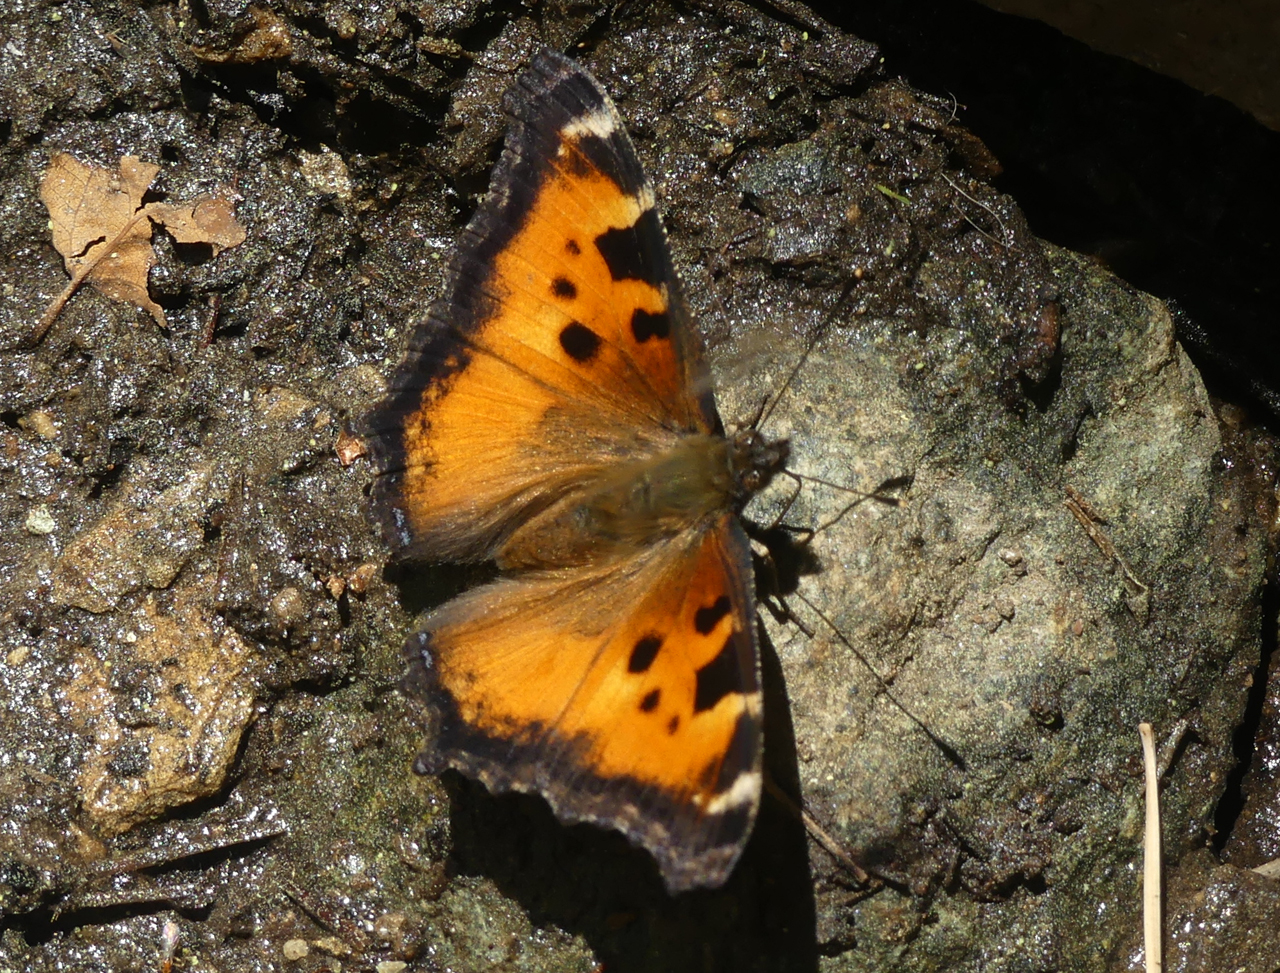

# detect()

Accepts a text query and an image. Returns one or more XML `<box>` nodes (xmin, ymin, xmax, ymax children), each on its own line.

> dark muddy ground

<box><xmin>1</xmin><ymin>2</ymin><xmax>1276</xmax><ymax>971</ymax></box>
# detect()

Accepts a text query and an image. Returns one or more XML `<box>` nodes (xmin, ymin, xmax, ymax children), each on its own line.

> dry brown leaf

<box><xmin>41</xmin><ymin>152</ymin><xmax>164</xmax><ymax>326</ymax></box>
<box><xmin>35</xmin><ymin>153</ymin><xmax>247</xmax><ymax>343</ymax></box>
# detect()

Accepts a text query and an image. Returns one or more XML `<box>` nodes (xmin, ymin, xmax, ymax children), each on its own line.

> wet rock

<box><xmin>0</xmin><ymin>1</ymin><xmax>1271</xmax><ymax>971</ymax></box>
<box><xmin>1116</xmin><ymin>850</ymin><xmax>1280</xmax><ymax>973</ymax></box>
<box><xmin>71</xmin><ymin>590</ymin><xmax>258</xmax><ymax>836</ymax></box>
<box><xmin>50</xmin><ymin>464</ymin><xmax>214</xmax><ymax>613</ymax></box>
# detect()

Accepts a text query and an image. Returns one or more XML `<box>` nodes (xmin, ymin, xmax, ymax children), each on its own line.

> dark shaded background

<box><xmin>824</xmin><ymin>0</ymin><xmax>1280</xmax><ymax>420</ymax></box>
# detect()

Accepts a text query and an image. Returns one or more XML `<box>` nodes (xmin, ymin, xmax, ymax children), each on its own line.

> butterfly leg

<box><xmin>747</xmin><ymin>533</ymin><xmax>816</xmax><ymax>638</ymax></box>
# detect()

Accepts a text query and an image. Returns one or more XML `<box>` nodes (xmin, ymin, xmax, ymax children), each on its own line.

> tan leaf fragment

<box><xmin>35</xmin><ymin>153</ymin><xmax>247</xmax><ymax>344</ymax></box>
<box><xmin>191</xmin><ymin>6</ymin><xmax>293</xmax><ymax>63</ymax></box>
<box><xmin>147</xmin><ymin>197</ymin><xmax>247</xmax><ymax>252</ymax></box>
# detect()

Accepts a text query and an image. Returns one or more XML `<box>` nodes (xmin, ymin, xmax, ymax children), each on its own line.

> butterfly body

<box><xmin>367</xmin><ymin>50</ymin><xmax>788</xmax><ymax>892</ymax></box>
<box><xmin>498</xmin><ymin>429</ymin><xmax>786</xmax><ymax>570</ymax></box>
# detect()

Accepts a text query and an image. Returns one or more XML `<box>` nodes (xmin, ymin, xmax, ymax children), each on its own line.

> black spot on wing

<box><xmin>559</xmin><ymin>322</ymin><xmax>601</xmax><ymax>362</ymax></box>
<box><xmin>710</xmin><ymin>710</ymin><xmax>760</xmax><ymax>794</ymax></box>
<box><xmin>694</xmin><ymin>595</ymin><xmax>732</xmax><ymax>635</ymax></box>
<box><xmin>667</xmin><ymin>715</ymin><xmax>680</xmax><ymax>734</ymax></box>
<box><xmin>694</xmin><ymin>632</ymin><xmax>754</xmax><ymax>713</ymax></box>
<box><xmin>694</xmin><ymin>712</ymin><xmax>757</xmax><ymax>795</ymax></box>
<box><xmin>628</xmin><ymin>635</ymin><xmax>662</xmax><ymax>673</ymax></box>
<box><xmin>363</xmin><ymin>54</ymin><xmax>604</xmax><ymax>553</ymax></box>
<box><xmin>595</xmin><ymin>209</ymin><xmax>665</xmax><ymax>286</ymax></box>
<box><xmin>551</xmin><ymin>276</ymin><xmax>577</xmax><ymax>299</ymax></box>
<box><xmin>565</xmin><ymin>238</ymin><xmax>581</xmax><ymax>255</ymax></box>
<box><xmin>631</xmin><ymin>308</ymin><xmax>671</xmax><ymax>343</ymax></box>
<box><xmin>560</xmin><ymin>145</ymin><xmax>594</xmax><ymax>178</ymax></box>
<box><xmin>565</xmin><ymin>132</ymin><xmax>647</xmax><ymax>197</ymax></box>
<box><xmin>640</xmin><ymin>688</ymin><xmax>661</xmax><ymax>712</ymax></box>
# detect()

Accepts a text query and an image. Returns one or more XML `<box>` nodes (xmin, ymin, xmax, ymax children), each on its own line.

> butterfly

<box><xmin>364</xmin><ymin>49</ymin><xmax>790</xmax><ymax>893</ymax></box>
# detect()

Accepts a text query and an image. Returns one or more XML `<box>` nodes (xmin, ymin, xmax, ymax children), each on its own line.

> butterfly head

<box><xmin>727</xmin><ymin>427</ymin><xmax>790</xmax><ymax>502</ymax></box>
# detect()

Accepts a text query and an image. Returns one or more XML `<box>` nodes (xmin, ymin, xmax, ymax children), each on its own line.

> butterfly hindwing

<box><xmin>405</xmin><ymin>512</ymin><xmax>763</xmax><ymax>892</ymax></box>
<box><xmin>366</xmin><ymin>51</ymin><xmax>720</xmax><ymax>563</ymax></box>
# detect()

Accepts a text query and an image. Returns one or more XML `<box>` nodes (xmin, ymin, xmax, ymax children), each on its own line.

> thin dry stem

<box><xmin>1139</xmin><ymin>722</ymin><xmax>1162</xmax><ymax>973</ymax></box>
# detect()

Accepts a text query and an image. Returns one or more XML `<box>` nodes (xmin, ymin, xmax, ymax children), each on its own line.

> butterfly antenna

<box><xmin>766</xmin><ymin>471</ymin><xmax>906</xmax><ymax>539</ymax></box>
<box><xmin>703</xmin><ymin>232</ymin><xmax>769</xmax><ymax>430</ymax></box>
<box><xmin>755</xmin><ymin>277</ymin><xmax>858</xmax><ymax>432</ymax></box>
<box><xmin>792</xmin><ymin>590</ymin><xmax>966</xmax><ymax>771</ymax></box>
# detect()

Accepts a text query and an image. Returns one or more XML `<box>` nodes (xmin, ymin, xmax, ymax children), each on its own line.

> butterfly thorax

<box><xmin>496</xmin><ymin>429</ymin><xmax>788</xmax><ymax>571</ymax></box>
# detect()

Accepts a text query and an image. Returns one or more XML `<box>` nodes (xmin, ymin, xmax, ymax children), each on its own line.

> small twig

<box><xmin>281</xmin><ymin>878</ymin><xmax>371</xmax><ymax>950</ymax></box>
<box><xmin>939</xmin><ymin>172</ymin><xmax>1009</xmax><ymax>245</ymax></box>
<box><xmin>874</xmin><ymin>183</ymin><xmax>910</xmax><ymax>204</ymax></box>
<box><xmin>943</xmin><ymin>91</ymin><xmax>961</xmax><ymax>126</ymax></box>
<box><xmin>30</xmin><ymin>206</ymin><xmax>151</xmax><ymax>346</ymax></box>
<box><xmin>1064</xmin><ymin>485</ymin><xmax>1151</xmax><ymax>618</ymax></box>
<box><xmin>201</xmin><ymin>292</ymin><xmax>222</xmax><ymax>348</ymax></box>
<box><xmin>1139</xmin><ymin>722</ymin><xmax>1162</xmax><ymax>973</ymax></box>
<box><xmin>1156</xmin><ymin>718</ymin><xmax>1190</xmax><ymax>779</ymax></box>
<box><xmin>763</xmin><ymin>774</ymin><xmax>869</xmax><ymax>884</ymax></box>
<box><xmin>83</xmin><ymin>817</ymin><xmax>288</xmax><ymax>878</ymax></box>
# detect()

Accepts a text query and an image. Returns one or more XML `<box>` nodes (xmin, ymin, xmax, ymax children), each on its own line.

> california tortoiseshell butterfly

<box><xmin>366</xmin><ymin>50</ymin><xmax>789</xmax><ymax>892</ymax></box>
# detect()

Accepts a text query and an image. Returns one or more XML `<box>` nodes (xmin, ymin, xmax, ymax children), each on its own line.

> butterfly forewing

<box><xmin>367</xmin><ymin>52</ymin><xmax>719</xmax><ymax>563</ymax></box>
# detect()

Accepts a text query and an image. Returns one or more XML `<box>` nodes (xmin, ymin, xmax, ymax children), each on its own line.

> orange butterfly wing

<box><xmin>403</xmin><ymin>514</ymin><xmax>762</xmax><ymax>891</ymax></box>
<box><xmin>366</xmin><ymin>51</ymin><xmax>719</xmax><ymax>564</ymax></box>
<box><xmin>366</xmin><ymin>51</ymin><xmax>766</xmax><ymax>892</ymax></box>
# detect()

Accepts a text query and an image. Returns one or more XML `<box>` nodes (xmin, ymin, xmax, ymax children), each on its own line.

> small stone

<box><xmin>347</xmin><ymin>562</ymin><xmax>378</xmax><ymax>596</ymax></box>
<box><xmin>334</xmin><ymin>428</ymin><xmax>366</xmax><ymax>466</ymax></box>
<box><xmin>376</xmin><ymin>963</ymin><xmax>408</xmax><ymax>973</ymax></box>
<box><xmin>282</xmin><ymin>938</ymin><xmax>309</xmax><ymax>960</ymax></box>
<box><xmin>269</xmin><ymin>587</ymin><xmax>307</xmax><ymax>632</ymax></box>
<box><xmin>24</xmin><ymin>504</ymin><xmax>55</xmax><ymax>535</ymax></box>
<box><xmin>372</xmin><ymin>912</ymin><xmax>406</xmax><ymax>941</ymax></box>
<box><xmin>993</xmin><ymin>592</ymin><xmax>1016</xmax><ymax>620</ymax></box>
<box><xmin>299</xmin><ymin>146</ymin><xmax>353</xmax><ymax>200</ymax></box>
<box><xmin>313</xmin><ymin>935</ymin><xmax>351</xmax><ymax>957</ymax></box>
<box><xmin>21</xmin><ymin>410</ymin><xmax>59</xmax><ymax>440</ymax></box>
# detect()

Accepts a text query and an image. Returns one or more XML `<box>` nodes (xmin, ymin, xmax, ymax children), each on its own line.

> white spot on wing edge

<box><xmin>700</xmin><ymin>770</ymin><xmax>762</xmax><ymax>815</ymax></box>
<box><xmin>560</xmin><ymin>106</ymin><xmax>618</xmax><ymax>141</ymax></box>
